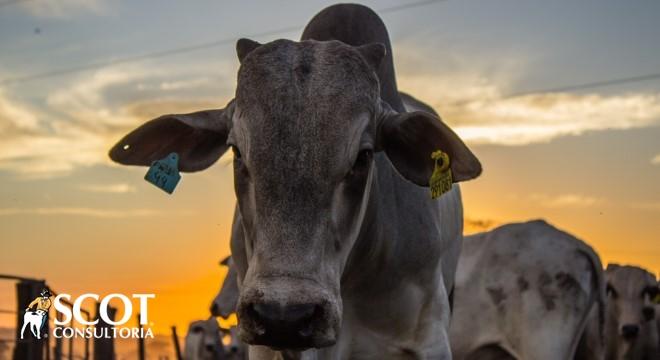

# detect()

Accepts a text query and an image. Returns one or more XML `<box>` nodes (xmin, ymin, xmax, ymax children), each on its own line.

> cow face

<box><xmin>108</xmin><ymin>38</ymin><xmax>480</xmax><ymax>350</ymax></box>
<box><xmin>605</xmin><ymin>265</ymin><xmax>659</xmax><ymax>344</ymax></box>
<box><xmin>184</xmin><ymin>319</ymin><xmax>224</xmax><ymax>360</ymax></box>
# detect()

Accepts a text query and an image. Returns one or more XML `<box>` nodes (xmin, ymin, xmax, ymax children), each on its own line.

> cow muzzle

<box><xmin>237</xmin><ymin>279</ymin><xmax>339</xmax><ymax>349</ymax></box>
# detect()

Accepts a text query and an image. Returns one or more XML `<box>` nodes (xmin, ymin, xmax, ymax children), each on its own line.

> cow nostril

<box><xmin>251</xmin><ymin>302</ymin><xmax>317</xmax><ymax>324</ymax></box>
<box><xmin>643</xmin><ymin>307</ymin><xmax>655</xmax><ymax>321</ymax></box>
<box><xmin>621</xmin><ymin>324</ymin><xmax>640</xmax><ymax>340</ymax></box>
<box><xmin>283</xmin><ymin>303</ymin><xmax>317</xmax><ymax>323</ymax></box>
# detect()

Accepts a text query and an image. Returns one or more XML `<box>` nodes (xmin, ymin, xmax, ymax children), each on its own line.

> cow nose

<box><xmin>621</xmin><ymin>324</ymin><xmax>640</xmax><ymax>340</ymax></box>
<box><xmin>246</xmin><ymin>302</ymin><xmax>321</xmax><ymax>346</ymax></box>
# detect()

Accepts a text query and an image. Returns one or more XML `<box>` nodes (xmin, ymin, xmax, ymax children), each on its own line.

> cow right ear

<box><xmin>236</xmin><ymin>38</ymin><xmax>262</xmax><ymax>63</ymax></box>
<box><xmin>108</xmin><ymin>101</ymin><xmax>234</xmax><ymax>172</ymax></box>
<box><xmin>377</xmin><ymin>105</ymin><xmax>482</xmax><ymax>186</ymax></box>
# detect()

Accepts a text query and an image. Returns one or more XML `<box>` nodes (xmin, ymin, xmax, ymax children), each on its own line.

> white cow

<box><xmin>450</xmin><ymin>220</ymin><xmax>606</xmax><ymax>360</ymax></box>
<box><xmin>604</xmin><ymin>264</ymin><xmax>659</xmax><ymax>360</ymax></box>
<box><xmin>211</xmin><ymin>256</ymin><xmax>246</xmax><ymax>359</ymax></box>
<box><xmin>21</xmin><ymin>310</ymin><xmax>46</xmax><ymax>339</ymax></box>
<box><xmin>184</xmin><ymin>318</ymin><xmax>225</xmax><ymax>360</ymax></box>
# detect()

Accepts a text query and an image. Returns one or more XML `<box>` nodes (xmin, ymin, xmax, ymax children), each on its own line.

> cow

<box><xmin>211</xmin><ymin>256</ymin><xmax>240</xmax><ymax>319</ymax></box>
<box><xmin>449</xmin><ymin>220</ymin><xmax>606</xmax><ymax>360</ymax></box>
<box><xmin>184</xmin><ymin>318</ymin><xmax>226</xmax><ymax>360</ymax></box>
<box><xmin>109</xmin><ymin>3</ymin><xmax>481</xmax><ymax>359</ymax></box>
<box><xmin>211</xmin><ymin>256</ymin><xmax>246</xmax><ymax>359</ymax></box>
<box><xmin>604</xmin><ymin>264</ymin><xmax>659</xmax><ymax>360</ymax></box>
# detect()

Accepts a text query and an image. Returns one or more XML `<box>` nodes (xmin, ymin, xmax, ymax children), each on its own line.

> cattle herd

<box><xmin>107</xmin><ymin>3</ymin><xmax>659</xmax><ymax>359</ymax></box>
<box><xmin>185</xmin><ymin>222</ymin><xmax>660</xmax><ymax>360</ymax></box>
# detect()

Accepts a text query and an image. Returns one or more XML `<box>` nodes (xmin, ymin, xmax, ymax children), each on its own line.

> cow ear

<box><xmin>108</xmin><ymin>103</ymin><xmax>233</xmax><ymax>172</ymax></box>
<box><xmin>219</xmin><ymin>256</ymin><xmax>231</xmax><ymax>267</ymax></box>
<box><xmin>355</xmin><ymin>43</ymin><xmax>386</xmax><ymax>71</ymax></box>
<box><xmin>236</xmin><ymin>38</ymin><xmax>262</xmax><ymax>63</ymax></box>
<box><xmin>378</xmin><ymin>109</ymin><xmax>481</xmax><ymax>186</ymax></box>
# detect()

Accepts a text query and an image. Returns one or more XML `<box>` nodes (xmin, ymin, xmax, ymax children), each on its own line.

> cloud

<box><xmin>629</xmin><ymin>202</ymin><xmax>660</xmax><ymax>211</ymax></box>
<box><xmin>0</xmin><ymin>207</ymin><xmax>161</xmax><ymax>218</ymax></box>
<box><xmin>80</xmin><ymin>183</ymin><xmax>136</xmax><ymax>193</ymax></box>
<box><xmin>395</xmin><ymin>45</ymin><xmax>660</xmax><ymax>146</ymax></box>
<box><xmin>529</xmin><ymin>193</ymin><xmax>604</xmax><ymax>208</ymax></box>
<box><xmin>398</xmin><ymin>72</ymin><xmax>660</xmax><ymax>145</ymax></box>
<box><xmin>18</xmin><ymin>0</ymin><xmax>107</xmax><ymax>18</ymax></box>
<box><xmin>651</xmin><ymin>154</ymin><xmax>660</xmax><ymax>165</ymax></box>
<box><xmin>0</xmin><ymin>63</ymin><xmax>230</xmax><ymax>178</ymax></box>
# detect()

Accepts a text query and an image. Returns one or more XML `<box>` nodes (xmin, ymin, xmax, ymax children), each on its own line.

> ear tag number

<box><xmin>430</xmin><ymin>150</ymin><xmax>452</xmax><ymax>199</ymax></box>
<box><xmin>145</xmin><ymin>153</ymin><xmax>181</xmax><ymax>194</ymax></box>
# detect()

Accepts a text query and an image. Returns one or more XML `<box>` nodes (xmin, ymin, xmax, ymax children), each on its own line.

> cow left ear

<box><xmin>378</xmin><ymin>109</ymin><xmax>481</xmax><ymax>186</ymax></box>
<box><xmin>108</xmin><ymin>101</ymin><xmax>234</xmax><ymax>172</ymax></box>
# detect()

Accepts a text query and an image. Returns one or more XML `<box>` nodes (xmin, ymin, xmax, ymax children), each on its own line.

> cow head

<box><xmin>184</xmin><ymin>318</ymin><xmax>224</xmax><ymax>360</ymax></box>
<box><xmin>109</xmin><ymin>38</ymin><xmax>480</xmax><ymax>350</ymax></box>
<box><xmin>605</xmin><ymin>264</ymin><xmax>659</xmax><ymax>345</ymax></box>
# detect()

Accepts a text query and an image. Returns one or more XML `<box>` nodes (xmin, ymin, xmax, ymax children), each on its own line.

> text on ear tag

<box><xmin>430</xmin><ymin>150</ymin><xmax>452</xmax><ymax>199</ymax></box>
<box><xmin>145</xmin><ymin>153</ymin><xmax>181</xmax><ymax>194</ymax></box>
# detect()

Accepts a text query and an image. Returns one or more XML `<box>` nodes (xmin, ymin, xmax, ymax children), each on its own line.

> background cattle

<box><xmin>184</xmin><ymin>318</ymin><xmax>225</xmax><ymax>360</ymax></box>
<box><xmin>450</xmin><ymin>220</ymin><xmax>606</xmax><ymax>360</ymax></box>
<box><xmin>211</xmin><ymin>256</ymin><xmax>246</xmax><ymax>359</ymax></box>
<box><xmin>604</xmin><ymin>264</ymin><xmax>659</xmax><ymax>360</ymax></box>
<box><xmin>109</xmin><ymin>3</ymin><xmax>481</xmax><ymax>359</ymax></box>
<box><xmin>211</xmin><ymin>256</ymin><xmax>239</xmax><ymax>319</ymax></box>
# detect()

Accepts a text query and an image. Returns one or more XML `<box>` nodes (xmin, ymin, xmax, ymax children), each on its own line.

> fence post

<box><xmin>84</xmin><ymin>325</ymin><xmax>90</xmax><ymax>360</ymax></box>
<box><xmin>67</xmin><ymin>316</ymin><xmax>73</xmax><ymax>360</ymax></box>
<box><xmin>44</xmin><ymin>305</ymin><xmax>50</xmax><ymax>360</ymax></box>
<box><xmin>171</xmin><ymin>326</ymin><xmax>182</xmax><ymax>360</ymax></box>
<box><xmin>54</xmin><ymin>311</ymin><xmax>63</xmax><ymax>360</ymax></box>
<box><xmin>93</xmin><ymin>302</ymin><xmax>116</xmax><ymax>360</ymax></box>
<box><xmin>12</xmin><ymin>280</ymin><xmax>45</xmax><ymax>360</ymax></box>
<box><xmin>137</xmin><ymin>313</ymin><xmax>145</xmax><ymax>360</ymax></box>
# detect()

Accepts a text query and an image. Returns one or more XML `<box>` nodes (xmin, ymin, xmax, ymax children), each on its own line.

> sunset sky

<box><xmin>1</xmin><ymin>0</ymin><xmax>659</xmax><ymax>344</ymax></box>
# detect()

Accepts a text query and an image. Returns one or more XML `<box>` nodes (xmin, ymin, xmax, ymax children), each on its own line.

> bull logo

<box><xmin>20</xmin><ymin>289</ymin><xmax>52</xmax><ymax>339</ymax></box>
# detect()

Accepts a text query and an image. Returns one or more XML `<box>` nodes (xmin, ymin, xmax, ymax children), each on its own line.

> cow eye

<box><xmin>642</xmin><ymin>286</ymin><xmax>659</xmax><ymax>299</ymax></box>
<box><xmin>348</xmin><ymin>149</ymin><xmax>372</xmax><ymax>178</ymax></box>
<box><xmin>353</xmin><ymin>149</ymin><xmax>372</xmax><ymax>169</ymax></box>
<box><xmin>606</xmin><ymin>283</ymin><xmax>618</xmax><ymax>299</ymax></box>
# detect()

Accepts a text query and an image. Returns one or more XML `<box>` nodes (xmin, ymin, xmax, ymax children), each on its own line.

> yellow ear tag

<box><xmin>430</xmin><ymin>150</ymin><xmax>452</xmax><ymax>199</ymax></box>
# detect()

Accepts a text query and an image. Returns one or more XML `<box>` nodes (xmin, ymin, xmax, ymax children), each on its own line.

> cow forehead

<box><xmin>236</xmin><ymin>39</ymin><xmax>379</xmax><ymax>108</ymax></box>
<box><xmin>235</xmin><ymin>39</ymin><xmax>378</xmax><ymax>129</ymax></box>
<box><xmin>608</xmin><ymin>266</ymin><xmax>655</xmax><ymax>293</ymax></box>
<box><xmin>233</xmin><ymin>39</ymin><xmax>378</xmax><ymax>179</ymax></box>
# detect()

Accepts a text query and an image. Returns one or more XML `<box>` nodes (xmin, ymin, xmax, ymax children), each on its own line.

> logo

<box><xmin>20</xmin><ymin>288</ymin><xmax>52</xmax><ymax>339</ymax></box>
<box><xmin>21</xmin><ymin>289</ymin><xmax>156</xmax><ymax>340</ymax></box>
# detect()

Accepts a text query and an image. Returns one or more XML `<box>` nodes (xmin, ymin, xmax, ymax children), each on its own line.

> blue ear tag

<box><xmin>144</xmin><ymin>153</ymin><xmax>181</xmax><ymax>194</ymax></box>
